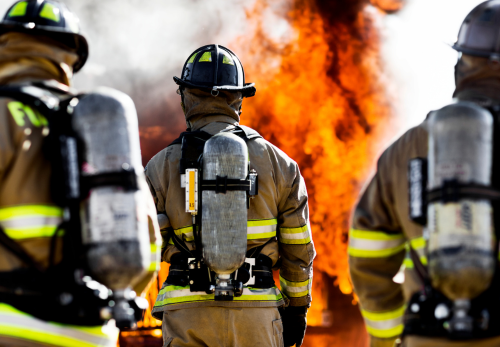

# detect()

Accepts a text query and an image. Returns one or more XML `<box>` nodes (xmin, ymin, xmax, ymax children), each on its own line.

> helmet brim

<box><xmin>452</xmin><ymin>43</ymin><xmax>497</xmax><ymax>59</ymax></box>
<box><xmin>173</xmin><ymin>76</ymin><xmax>256</xmax><ymax>98</ymax></box>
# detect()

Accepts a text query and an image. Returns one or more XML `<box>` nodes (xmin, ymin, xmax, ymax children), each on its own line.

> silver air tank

<box><xmin>427</xmin><ymin>101</ymin><xmax>495</xmax><ymax>302</ymax></box>
<box><xmin>202</xmin><ymin>133</ymin><xmax>248</xmax><ymax>290</ymax></box>
<box><xmin>72</xmin><ymin>87</ymin><xmax>150</xmax><ymax>326</ymax></box>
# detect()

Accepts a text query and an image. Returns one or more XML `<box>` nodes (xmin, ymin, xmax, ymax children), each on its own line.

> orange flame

<box><xmin>234</xmin><ymin>0</ymin><xmax>395</xmax><ymax>293</ymax></box>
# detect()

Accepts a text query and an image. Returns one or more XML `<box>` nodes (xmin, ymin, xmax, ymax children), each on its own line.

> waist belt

<box><xmin>167</xmin><ymin>253</ymin><xmax>275</xmax><ymax>290</ymax></box>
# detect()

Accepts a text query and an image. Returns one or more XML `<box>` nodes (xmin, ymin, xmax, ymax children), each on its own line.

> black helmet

<box><xmin>453</xmin><ymin>0</ymin><xmax>500</xmax><ymax>59</ymax></box>
<box><xmin>0</xmin><ymin>0</ymin><xmax>88</xmax><ymax>72</ymax></box>
<box><xmin>174</xmin><ymin>44</ymin><xmax>256</xmax><ymax>98</ymax></box>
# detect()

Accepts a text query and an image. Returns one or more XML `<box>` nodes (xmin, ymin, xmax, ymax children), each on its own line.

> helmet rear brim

<box><xmin>173</xmin><ymin>76</ymin><xmax>256</xmax><ymax>98</ymax></box>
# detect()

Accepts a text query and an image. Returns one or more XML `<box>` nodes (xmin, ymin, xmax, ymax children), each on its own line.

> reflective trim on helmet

<box><xmin>233</xmin><ymin>53</ymin><xmax>244</xmax><ymax>87</ymax></box>
<box><xmin>39</xmin><ymin>3</ymin><xmax>61</xmax><ymax>22</ymax></box>
<box><xmin>0</xmin><ymin>303</ymin><xmax>119</xmax><ymax>347</ymax></box>
<box><xmin>361</xmin><ymin>305</ymin><xmax>405</xmax><ymax>339</ymax></box>
<box><xmin>278</xmin><ymin>224</ymin><xmax>311</xmax><ymax>245</ymax></box>
<box><xmin>199</xmin><ymin>52</ymin><xmax>212</xmax><ymax>62</ymax></box>
<box><xmin>222</xmin><ymin>53</ymin><xmax>234</xmax><ymax>65</ymax></box>
<box><xmin>0</xmin><ymin>205</ymin><xmax>63</xmax><ymax>240</ymax></box>
<box><xmin>8</xmin><ymin>1</ymin><xmax>27</xmax><ymax>17</ymax></box>
<box><xmin>247</xmin><ymin>219</ymin><xmax>277</xmax><ymax>239</ymax></box>
<box><xmin>348</xmin><ymin>229</ymin><xmax>406</xmax><ymax>258</ymax></box>
<box><xmin>279</xmin><ymin>276</ymin><xmax>311</xmax><ymax>298</ymax></box>
<box><xmin>187</xmin><ymin>52</ymin><xmax>198</xmax><ymax>64</ymax></box>
<box><xmin>154</xmin><ymin>284</ymin><xmax>283</xmax><ymax>307</ymax></box>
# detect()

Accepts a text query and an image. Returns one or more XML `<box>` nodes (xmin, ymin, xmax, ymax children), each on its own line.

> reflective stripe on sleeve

<box><xmin>361</xmin><ymin>305</ymin><xmax>405</xmax><ymax>339</ymax></box>
<box><xmin>247</xmin><ymin>219</ymin><xmax>277</xmax><ymax>239</ymax></box>
<box><xmin>0</xmin><ymin>205</ymin><xmax>63</xmax><ymax>240</ymax></box>
<box><xmin>348</xmin><ymin>229</ymin><xmax>405</xmax><ymax>258</ymax></box>
<box><xmin>279</xmin><ymin>276</ymin><xmax>311</xmax><ymax>298</ymax></box>
<box><xmin>0</xmin><ymin>303</ymin><xmax>118</xmax><ymax>347</ymax></box>
<box><xmin>279</xmin><ymin>224</ymin><xmax>311</xmax><ymax>245</ymax></box>
<box><xmin>154</xmin><ymin>284</ymin><xmax>283</xmax><ymax>307</ymax></box>
<box><xmin>172</xmin><ymin>220</ymin><xmax>278</xmax><ymax>243</ymax></box>
<box><xmin>149</xmin><ymin>243</ymin><xmax>161</xmax><ymax>271</ymax></box>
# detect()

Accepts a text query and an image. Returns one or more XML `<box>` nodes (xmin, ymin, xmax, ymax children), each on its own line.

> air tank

<box><xmin>72</xmin><ymin>88</ymin><xmax>150</xmax><ymax>321</ymax></box>
<box><xmin>201</xmin><ymin>132</ymin><xmax>248</xmax><ymax>275</ymax></box>
<box><xmin>427</xmin><ymin>102</ymin><xmax>495</xmax><ymax>301</ymax></box>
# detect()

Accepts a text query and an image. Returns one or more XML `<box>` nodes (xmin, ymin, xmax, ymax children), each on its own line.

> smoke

<box><xmin>380</xmin><ymin>0</ymin><xmax>485</xmax><ymax>133</ymax></box>
<box><xmin>0</xmin><ymin>0</ymin><xmax>257</xmax><ymax>162</ymax></box>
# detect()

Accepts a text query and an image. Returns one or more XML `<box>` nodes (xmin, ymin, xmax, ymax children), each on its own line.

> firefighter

<box><xmin>349</xmin><ymin>1</ymin><xmax>500</xmax><ymax>346</ymax></box>
<box><xmin>145</xmin><ymin>44</ymin><xmax>316</xmax><ymax>347</ymax></box>
<box><xmin>0</xmin><ymin>1</ymin><xmax>159</xmax><ymax>346</ymax></box>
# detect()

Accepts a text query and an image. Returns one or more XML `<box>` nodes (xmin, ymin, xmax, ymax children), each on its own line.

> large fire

<box><xmin>127</xmin><ymin>0</ymin><xmax>405</xmax><ymax>345</ymax></box>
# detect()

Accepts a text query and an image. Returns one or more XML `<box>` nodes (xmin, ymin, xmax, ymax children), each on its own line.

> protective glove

<box><xmin>280</xmin><ymin>305</ymin><xmax>308</xmax><ymax>347</ymax></box>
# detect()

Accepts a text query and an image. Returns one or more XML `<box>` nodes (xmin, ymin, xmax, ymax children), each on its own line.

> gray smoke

<box><xmin>0</xmin><ymin>0</ymin><xmax>255</xmax><ymax>161</ymax></box>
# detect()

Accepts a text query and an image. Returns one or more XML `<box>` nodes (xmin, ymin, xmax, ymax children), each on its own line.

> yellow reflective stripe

<box><xmin>0</xmin><ymin>205</ymin><xmax>63</xmax><ymax>240</ymax></box>
<box><xmin>348</xmin><ymin>229</ymin><xmax>405</xmax><ymax>258</ymax></box>
<box><xmin>247</xmin><ymin>219</ymin><xmax>277</xmax><ymax>239</ymax></box>
<box><xmin>361</xmin><ymin>305</ymin><xmax>405</xmax><ymax>339</ymax></box>
<box><xmin>279</xmin><ymin>276</ymin><xmax>311</xmax><ymax>298</ymax></box>
<box><xmin>222</xmin><ymin>54</ymin><xmax>234</xmax><ymax>65</ymax></box>
<box><xmin>39</xmin><ymin>3</ymin><xmax>61</xmax><ymax>22</ymax></box>
<box><xmin>350</xmin><ymin>229</ymin><xmax>404</xmax><ymax>241</ymax></box>
<box><xmin>0</xmin><ymin>303</ymin><xmax>118</xmax><ymax>347</ymax></box>
<box><xmin>154</xmin><ymin>285</ymin><xmax>282</xmax><ymax>307</ymax></box>
<box><xmin>0</xmin><ymin>205</ymin><xmax>62</xmax><ymax>219</ymax></box>
<box><xmin>4</xmin><ymin>226</ymin><xmax>64</xmax><ymax>240</ymax></box>
<box><xmin>279</xmin><ymin>224</ymin><xmax>311</xmax><ymax>245</ymax></box>
<box><xmin>199</xmin><ymin>52</ymin><xmax>212</xmax><ymax>62</ymax></box>
<box><xmin>403</xmin><ymin>258</ymin><xmax>414</xmax><ymax>269</ymax></box>
<box><xmin>410</xmin><ymin>237</ymin><xmax>426</xmax><ymax>250</ymax></box>
<box><xmin>187</xmin><ymin>52</ymin><xmax>198</xmax><ymax>63</ymax></box>
<box><xmin>8</xmin><ymin>1</ymin><xmax>27</xmax><ymax>17</ymax></box>
<box><xmin>348</xmin><ymin>243</ymin><xmax>406</xmax><ymax>258</ymax></box>
<box><xmin>409</xmin><ymin>237</ymin><xmax>428</xmax><ymax>265</ymax></box>
<box><xmin>149</xmin><ymin>243</ymin><xmax>160</xmax><ymax>271</ymax></box>
<box><xmin>174</xmin><ymin>225</ymin><xmax>194</xmax><ymax>242</ymax></box>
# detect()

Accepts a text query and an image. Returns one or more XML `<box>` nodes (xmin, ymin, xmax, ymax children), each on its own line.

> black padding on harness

<box><xmin>201</xmin><ymin>175</ymin><xmax>250</xmax><ymax>194</ymax></box>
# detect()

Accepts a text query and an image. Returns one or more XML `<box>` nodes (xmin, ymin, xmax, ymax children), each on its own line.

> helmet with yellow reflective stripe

<box><xmin>174</xmin><ymin>44</ymin><xmax>256</xmax><ymax>98</ymax></box>
<box><xmin>0</xmin><ymin>0</ymin><xmax>88</xmax><ymax>72</ymax></box>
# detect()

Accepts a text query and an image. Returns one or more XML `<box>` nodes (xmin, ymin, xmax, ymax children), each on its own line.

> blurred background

<box><xmin>0</xmin><ymin>0</ymin><xmax>486</xmax><ymax>345</ymax></box>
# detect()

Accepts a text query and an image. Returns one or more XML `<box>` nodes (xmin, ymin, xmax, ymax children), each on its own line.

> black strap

<box><xmin>201</xmin><ymin>176</ymin><xmax>250</xmax><ymax>194</ymax></box>
<box><xmin>0</xmin><ymin>226</ymin><xmax>43</xmax><ymax>272</ymax></box>
<box><xmin>168</xmin><ymin>125</ymin><xmax>263</xmax><ymax>148</ymax></box>
<box><xmin>81</xmin><ymin>169</ymin><xmax>138</xmax><ymax>193</ymax></box>
<box><xmin>167</xmin><ymin>227</ymin><xmax>195</xmax><ymax>258</ymax></box>
<box><xmin>427</xmin><ymin>181</ymin><xmax>500</xmax><ymax>203</ymax></box>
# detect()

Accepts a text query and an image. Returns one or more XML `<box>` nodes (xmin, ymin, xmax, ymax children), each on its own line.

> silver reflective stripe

<box><xmin>349</xmin><ymin>238</ymin><xmax>405</xmax><ymax>251</ymax></box>
<box><xmin>280</xmin><ymin>231</ymin><xmax>309</xmax><ymax>240</ymax></box>
<box><xmin>1</xmin><ymin>216</ymin><xmax>62</xmax><ymax>229</ymax></box>
<box><xmin>0</xmin><ymin>314</ymin><xmax>117</xmax><ymax>347</ymax></box>
<box><xmin>364</xmin><ymin>316</ymin><xmax>403</xmax><ymax>331</ymax></box>
<box><xmin>247</xmin><ymin>224</ymin><xmax>276</xmax><ymax>235</ymax></box>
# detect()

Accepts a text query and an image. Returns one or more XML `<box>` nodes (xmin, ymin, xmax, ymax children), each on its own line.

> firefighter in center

<box><xmin>146</xmin><ymin>44</ymin><xmax>316</xmax><ymax>347</ymax></box>
<box><xmin>349</xmin><ymin>1</ymin><xmax>500</xmax><ymax>346</ymax></box>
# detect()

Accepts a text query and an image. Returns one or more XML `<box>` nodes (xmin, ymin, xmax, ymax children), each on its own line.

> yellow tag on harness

<box><xmin>185</xmin><ymin>169</ymin><xmax>198</xmax><ymax>214</ymax></box>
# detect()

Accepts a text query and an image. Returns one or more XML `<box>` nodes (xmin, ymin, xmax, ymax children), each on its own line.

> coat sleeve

<box><xmin>0</xmin><ymin>100</ymin><xmax>16</xmax><ymax>184</ymax></box>
<box><xmin>276</xmin><ymin>158</ymin><xmax>316</xmax><ymax>307</ymax></box>
<box><xmin>349</xmin><ymin>153</ymin><xmax>406</xmax><ymax>346</ymax></box>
